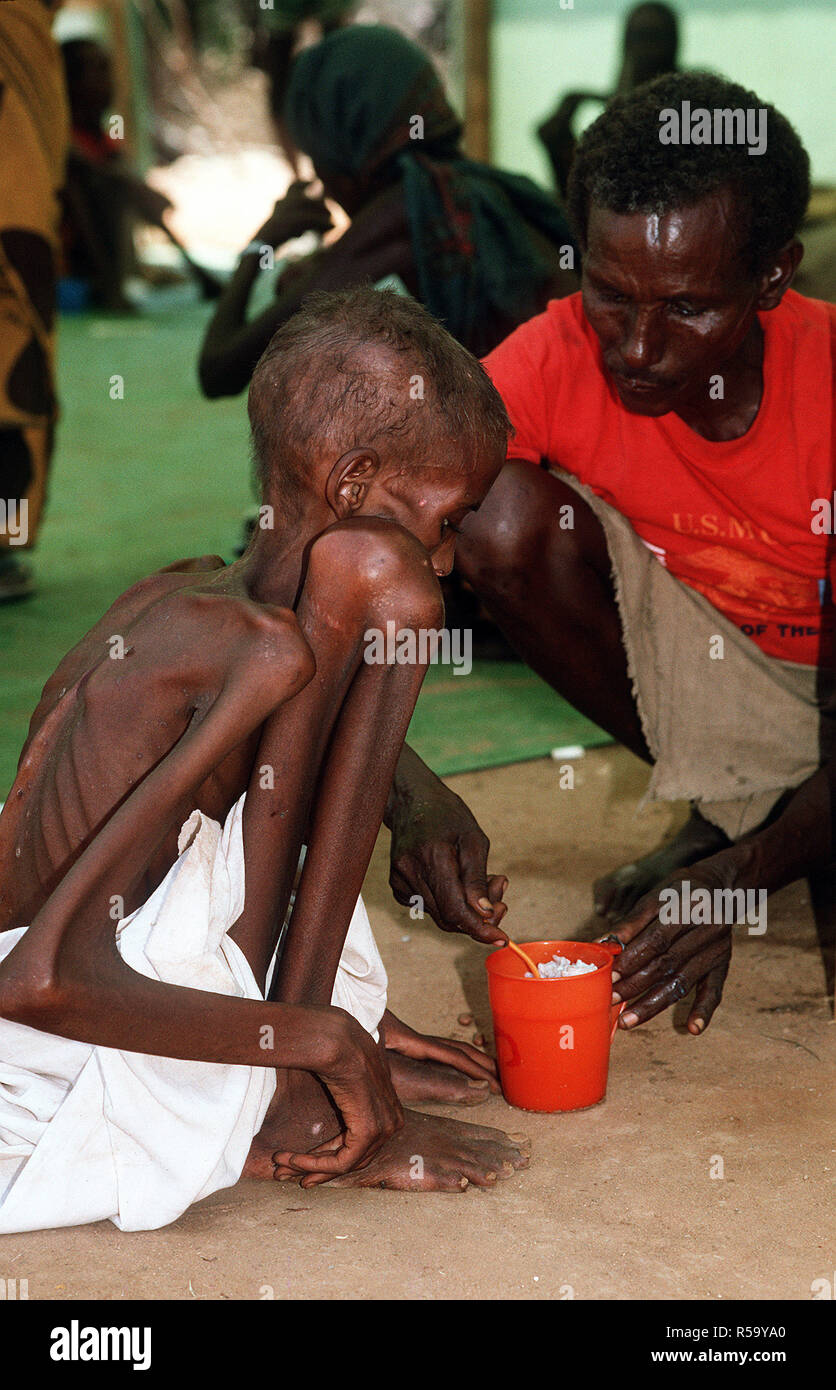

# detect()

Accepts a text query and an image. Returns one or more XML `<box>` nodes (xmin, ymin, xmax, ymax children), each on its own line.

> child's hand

<box><xmin>379</xmin><ymin>1009</ymin><xmax>499</xmax><ymax>1090</ymax></box>
<box><xmin>388</xmin><ymin>779</ymin><xmax>508</xmax><ymax>944</ymax></box>
<box><xmin>273</xmin><ymin>1008</ymin><xmax>403</xmax><ymax>1184</ymax></box>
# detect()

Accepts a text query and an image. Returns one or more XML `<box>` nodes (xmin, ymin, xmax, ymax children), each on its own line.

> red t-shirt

<box><xmin>482</xmin><ymin>289</ymin><xmax>836</xmax><ymax>666</ymax></box>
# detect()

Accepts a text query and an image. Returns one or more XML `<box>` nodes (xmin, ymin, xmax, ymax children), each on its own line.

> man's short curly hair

<box><xmin>567</xmin><ymin>71</ymin><xmax>810</xmax><ymax>274</ymax></box>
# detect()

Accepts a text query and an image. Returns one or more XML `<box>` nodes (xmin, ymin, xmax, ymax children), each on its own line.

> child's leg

<box><xmin>229</xmin><ymin>520</ymin><xmax>439</xmax><ymax>991</ymax></box>
<box><xmin>237</xmin><ymin>522</ymin><xmax>530</xmax><ymax>1189</ymax></box>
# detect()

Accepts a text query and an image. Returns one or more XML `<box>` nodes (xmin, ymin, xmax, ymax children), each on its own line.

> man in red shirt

<box><xmin>386</xmin><ymin>71</ymin><xmax>834</xmax><ymax>1036</ymax></box>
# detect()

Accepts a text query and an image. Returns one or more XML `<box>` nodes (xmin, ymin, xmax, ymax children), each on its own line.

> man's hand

<box><xmin>272</xmin><ymin>1008</ymin><xmax>403</xmax><ymax>1186</ymax></box>
<box><xmin>604</xmin><ymin>854</ymin><xmax>745</xmax><ymax>1034</ymax></box>
<box><xmin>388</xmin><ymin>768</ymin><xmax>508</xmax><ymax>944</ymax></box>
<box><xmin>255</xmin><ymin>181</ymin><xmax>334</xmax><ymax>249</ymax></box>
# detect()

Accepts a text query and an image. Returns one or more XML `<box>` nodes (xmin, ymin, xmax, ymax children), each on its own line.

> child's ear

<box><xmin>327</xmin><ymin>448</ymin><xmax>381</xmax><ymax>518</ymax></box>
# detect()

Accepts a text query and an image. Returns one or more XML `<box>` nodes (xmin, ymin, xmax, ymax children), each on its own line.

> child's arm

<box><xmin>0</xmin><ymin>608</ymin><xmax>401</xmax><ymax>1170</ymax></box>
<box><xmin>386</xmin><ymin>742</ymin><xmax>509</xmax><ymax>942</ymax></box>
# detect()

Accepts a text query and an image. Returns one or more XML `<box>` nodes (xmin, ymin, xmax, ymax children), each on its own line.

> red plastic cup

<box><xmin>486</xmin><ymin>939</ymin><xmax>624</xmax><ymax>1112</ymax></box>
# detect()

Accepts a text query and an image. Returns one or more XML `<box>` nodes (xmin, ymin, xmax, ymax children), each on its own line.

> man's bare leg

<box><xmin>456</xmin><ymin>461</ymin><xmax>729</xmax><ymax>917</ymax></box>
<box><xmin>237</xmin><ymin>524</ymin><xmax>528</xmax><ymax>1187</ymax></box>
<box><xmin>591</xmin><ymin>807</ymin><xmax>731</xmax><ymax>918</ymax></box>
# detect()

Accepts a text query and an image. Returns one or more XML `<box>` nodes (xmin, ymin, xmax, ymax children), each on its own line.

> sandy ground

<box><xmin>1</xmin><ymin>747</ymin><xmax>833</xmax><ymax>1302</ymax></box>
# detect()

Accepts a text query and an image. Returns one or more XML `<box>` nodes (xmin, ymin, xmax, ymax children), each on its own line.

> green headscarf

<box><xmin>285</xmin><ymin>25</ymin><xmax>575</xmax><ymax>355</ymax></box>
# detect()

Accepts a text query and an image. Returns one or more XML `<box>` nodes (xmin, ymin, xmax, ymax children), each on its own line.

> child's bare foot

<box><xmin>379</xmin><ymin>1009</ymin><xmax>499</xmax><ymax>1107</ymax></box>
<box><xmin>243</xmin><ymin>1070</ymin><xmax>341</xmax><ymax>1180</ymax></box>
<box><xmin>593</xmin><ymin>806</ymin><xmax>729</xmax><ymax>919</ymax></box>
<box><xmin>243</xmin><ymin>1069</ymin><xmax>528</xmax><ymax>1190</ymax></box>
<box><xmin>280</xmin><ymin>1111</ymin><xmax>531</xmax><ymax>1192</ymax></box>
<box><xmin>385</xmin><ymin>1052</ymin><xmax>494</xmax><ymax>1106</ymax></box>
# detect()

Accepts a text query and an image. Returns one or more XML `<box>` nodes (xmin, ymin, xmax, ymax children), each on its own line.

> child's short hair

<box><xmin>247</xmin><ymin>287</ymin><xmax>511</xmax><ymax>509</ymax></box>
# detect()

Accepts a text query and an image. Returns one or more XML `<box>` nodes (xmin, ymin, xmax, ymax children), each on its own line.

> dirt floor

<box><xmin>1</xmin><ymin>747</ymin><xmax>833</xmax><ymax>1301</ymax></box>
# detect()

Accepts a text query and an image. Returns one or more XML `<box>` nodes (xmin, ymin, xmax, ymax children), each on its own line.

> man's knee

<box><xmin>306</xmin><ymin>519</ymin><xmax>444</xmax><ymax>632</ymax></box>
<box><xmin>456</xmin><ymin>459</ymin><xmax>593</xmax><ymax>598</ymax></box>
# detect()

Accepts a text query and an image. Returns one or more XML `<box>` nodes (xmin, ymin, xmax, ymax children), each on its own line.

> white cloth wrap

<box><xmin>0</xmin><ymin>793</ymin><xmax>387</xmax><ymax>1233</ymax></box>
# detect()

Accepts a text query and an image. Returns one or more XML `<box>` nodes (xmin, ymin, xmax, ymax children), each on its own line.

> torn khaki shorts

<box><xmin>553</xmin><ymin>469</ymin><xmax>833</xmax><ymax>840</ymax></box>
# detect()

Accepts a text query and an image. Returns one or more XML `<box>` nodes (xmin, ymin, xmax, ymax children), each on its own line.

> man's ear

<box><xmin>325</xmin><ymin>448</ymin><xmax>381</xmax><ymax>518</ymax></box>
<box><xmin>756</xmin><ymin>238</ymin><xmax>803</xmax><ymax>311</ymax></box>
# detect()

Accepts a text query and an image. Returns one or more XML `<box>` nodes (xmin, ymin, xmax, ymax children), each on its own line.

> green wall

<box><xmin>492</xmin><ymin>0</ymin><xmax>836</xmax><ymax>186</ymax></box>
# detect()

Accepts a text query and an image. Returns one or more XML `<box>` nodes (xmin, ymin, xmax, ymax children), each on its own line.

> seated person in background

<box><xmin>0</xmin><ymin>289</ymin><xmax>529</xmax><ymax>1235</ymax></box>
<box><xmin>537</xmin><ymin>1</ymin><xmax>680</xmax><ymax>198</ymax></box>
<box><xmin>60</xmin><ymin>37</ymin><xmax>219</xmax><ymax>310</ymax></box>
<box><xmin>198</xmin><ymin>23</ymin><xmax>578</xmax><ymax>399</ymax></box>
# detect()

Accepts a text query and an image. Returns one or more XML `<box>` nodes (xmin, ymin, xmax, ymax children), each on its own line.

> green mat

<box><xmin>0</xmin><ymin>297</ymin><xmax>607</xmax><ymax>797</ymax></box>
<box><xmin>409</xmin><ymin>660</ymin><xmax>607</xmax><ymax>774</ymax></box>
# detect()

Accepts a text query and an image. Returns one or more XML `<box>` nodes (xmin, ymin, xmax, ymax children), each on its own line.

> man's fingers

<box><xmin>466</xmin><ymin>914</ymin><xmax>507</xmax><ymax>944</ymax></box>
<box><xmin>278</xmin><ymin>1058</ymin><xmax>403</xmax><ymax>1179</ymax></box>
<box><xmin>275</xmin><ymin>1135</ymin><xmax>342</xmax><ymax>1160</ymax></box>
<box><xmin>602</xmin><ymin>891</ymin><xmax>668</xmax><ymax>947</ymax></box>
<box><xmin>612</xmin><ymin>911</ymin><xmax>694</xmax><ymax>978</ymax></box>
<box><xmin>687</xmin><ymin>958</ymin><xmax>730</xmax><ymax>1034</ymax></box>
<box><xmin>619</xmin><ymin>943</ymin><xmax>727</xmax><ymax>1028</ymax></box>
<box><xmin>274</xmin><ymin>1138</ymin><xmax>378</xmax><ymax>1176</ymax></box>
<box><xmin>272</xmin><ymin>1149</ymin><xmax>342</xmax><ymax>1173</ymax></box>
<box><xmin>613</xmin><ymin>925</ymin><xmax>720</xmax><ymax>1001</ymax></box>
<box><xmin>473</xmin><ymin>873</ymin><xmax>508</xmax><ymax>921</ymax></box>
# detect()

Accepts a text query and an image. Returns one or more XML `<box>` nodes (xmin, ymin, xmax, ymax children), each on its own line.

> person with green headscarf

<box><xmin>198</xmin><ymin>23</ymin><xmax>577</xmax><ymax>399</ymax></box>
